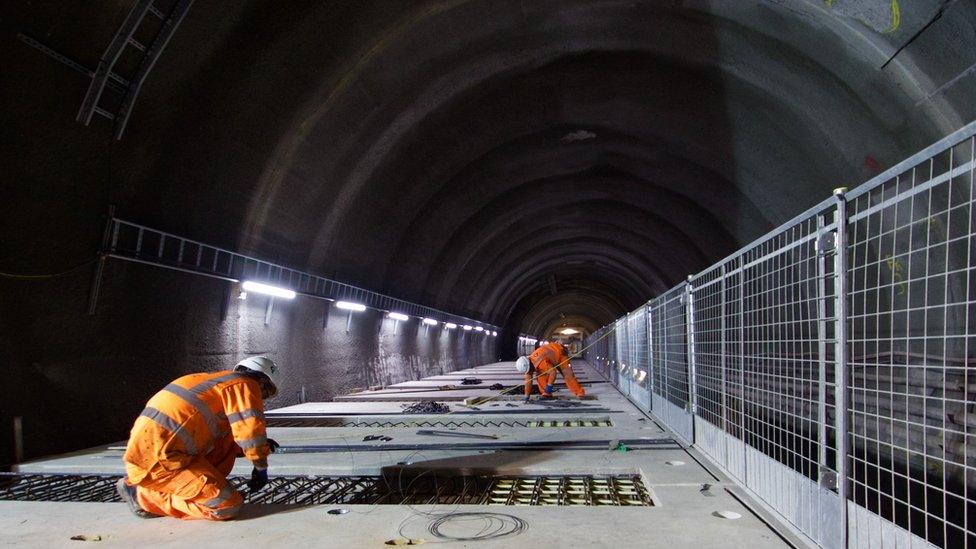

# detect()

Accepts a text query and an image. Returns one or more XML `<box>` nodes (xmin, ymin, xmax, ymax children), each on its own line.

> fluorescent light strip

<box><xmin>462</xmin><ymin>325</ymin><xmax>473</xmax><ymax>331</ymax></box>
<box><xmin>335</xmin><ymin>301</ymin><xmax>366</xmax><ymax>312</ymax></box>
<box><xmin>474</xmin><ymin>326</ymin><xmax>484</xmax><ymax>332</ymax></box>
<box><xmin>241</xmin><ymin>281</ymin><xmax>296</xmax><ymax>299</ymax></box>
<box><xmin>444</xmin><ymin>323</ymin><xmax>457</xmax><ymax>329</ymax></box>
<box><xmin>388</xmin><ymin>312</ymin><xmax>409</xmax><ymax>321</ymax></box>
<box><xmin>422</xmin><ymin>318</ymin><xmax>438</xmax><ymax>326</ymax></box>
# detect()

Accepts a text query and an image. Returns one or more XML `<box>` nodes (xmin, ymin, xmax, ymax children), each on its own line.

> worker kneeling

<box><xmin>116</xmin><ymin>357</ymin><xmax>281</xmax><ymax>520</ymax></box>
<box><xmin>516</xmin><ymin>342</ymin><xmax>585</xmax><ymax>399</ymax></box>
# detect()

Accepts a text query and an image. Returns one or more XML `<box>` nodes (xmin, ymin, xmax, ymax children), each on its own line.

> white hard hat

<box><xmin>235</xmin><ymin>356</ymin><xmax>280</xmax><ymax>397</ymax></box>
<box><xmin>515</xmin><ymin>356</ymin><xmax>531</xmax><ymax>374</ymax></box>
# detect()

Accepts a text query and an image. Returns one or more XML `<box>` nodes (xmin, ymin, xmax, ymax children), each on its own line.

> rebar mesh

<box><xmin>0</xmin><ymin>473</ymin><xmax>651</xmax><ymax>507</ymax></box>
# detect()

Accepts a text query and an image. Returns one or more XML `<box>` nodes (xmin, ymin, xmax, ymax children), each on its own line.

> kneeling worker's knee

<box><xmin>207</xmin><ymin>503</ymin><xmax>242</xmax><ymax>520</ymax></box>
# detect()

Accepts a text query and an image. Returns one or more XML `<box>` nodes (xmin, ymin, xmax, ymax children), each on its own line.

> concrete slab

<box><xmin>4</xmin><ymin>360</ymin><xmax>798</xmax><ymax>548</ymax></box>
<box><xmin>0</xmin><ymin>497</ymin><xmax>789</xmax><ymax>549</ymax></box>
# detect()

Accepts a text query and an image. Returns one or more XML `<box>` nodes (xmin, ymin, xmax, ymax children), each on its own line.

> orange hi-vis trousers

<box><xmin>533</xmin><ymin>361</ymin><xmax>586</xmax><ymax>397</ymax></box>
<box><xmin>130</xmin><ymin>434</ymin><xmax>243</xmax><ymax>520</ymax></box>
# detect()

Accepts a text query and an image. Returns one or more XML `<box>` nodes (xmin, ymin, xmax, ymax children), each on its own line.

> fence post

<box><xmin>739</xmin><ymin>255</ymin><xmax>747</xmax><ymax>485</ymax></box>
<box><xmin>719</xmin><ymin>263</ymin><xmax>727</xmax><ymax>466</ymax></box>
<box><xmin>646</xmin><ymin>302</ymin><xmax>654</xmax><ymax>410</ymax></box>
<box><xmin>685</xmin><ymin>278</ymin><xmax>697</xmax><ymax>417</ymax></box>
<box><xmin>815</xmin><ymin>212</ymin><xmax>831</xmax><ymax>475</ymax></box>
<box><xmin>832</xmin><ymin>188</ymin><xmax>851</xmax><ymax>547</ymax></box>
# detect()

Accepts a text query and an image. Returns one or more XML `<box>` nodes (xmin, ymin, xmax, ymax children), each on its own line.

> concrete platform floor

<box><xmin>1</xmin><ymin>360</ymin><xmax>804</xmax><ymax>548</ymax></box>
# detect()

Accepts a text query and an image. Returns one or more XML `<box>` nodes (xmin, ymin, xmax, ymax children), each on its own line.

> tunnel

<box><xmin>1</xmin><ymin>1</ymin><xmax>975</xmax><ymax>547</ymax></box>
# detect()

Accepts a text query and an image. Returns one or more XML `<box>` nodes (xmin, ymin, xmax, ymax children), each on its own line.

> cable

<box><xmin>0</xmin><ymin>258</ymin><xmax>96</xmax><ymax>279</ymax></box>
<box><xmin>427</xmin><ymin>512</ymin><xmax>528</xmax><ymax>541</ymax></box>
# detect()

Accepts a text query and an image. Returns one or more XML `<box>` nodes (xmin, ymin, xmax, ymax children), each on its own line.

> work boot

<box><xmin>115</xmin><ymin>478</ymin><xmax>158</xmax><ymax>519</ymax></box>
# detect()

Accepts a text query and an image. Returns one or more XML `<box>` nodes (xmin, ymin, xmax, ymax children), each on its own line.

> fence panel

<box><xmin>648</xmin><ymin>284</ymin><xmax>694</xmax><ymax>442</ymax></box>
<box><xmin>845</xmin><ymin>126</ymin><xmax>976</xmax><ymax>549</ymax></box>
<box><xmin>615</xmin><ymin>318</ymin><xmax>628</xmax><ymax>392</ymax></box>
<box><xmin>627</xmin><ymin>306</ymin><xmax>650</xmax><ymax>408</ymax></box>
<box><xmin>581</xmin><ymin>120</ymin><xmax>976</xmax><ymax>549</ymax></box>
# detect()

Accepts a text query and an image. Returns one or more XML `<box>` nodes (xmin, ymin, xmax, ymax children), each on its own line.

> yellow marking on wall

<box><xmin>885</xmin><ymin>254</ymin><xmax>907</xmax><ymax>295</ymax></box>
<box><xmin>887</xmin><ymin>0</ymin><xmax>901</xmax><ymax>33</ymax></box>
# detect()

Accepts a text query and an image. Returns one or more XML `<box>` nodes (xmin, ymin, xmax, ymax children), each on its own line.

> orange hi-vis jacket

<box><xmin>124</xmin><ymin>370</ymin><xmax>271</xmax><ymax>483</ymax></box>
<box><xmin>524</xmin><ymin>342</ymin><xmax>585</xmax><ymax>397</ymax></box>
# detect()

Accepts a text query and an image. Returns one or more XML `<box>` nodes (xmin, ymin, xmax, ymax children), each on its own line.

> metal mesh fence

<box><xmin>654</xmin><ymin>285</ymin><xmax>689</xmax><ymax>408</ymax></box>
<box><xmin>723</xmin><ymin>259</ymin><xmax>745</xmax><ymax>442</ymax></box>
<box><xmin>738</xmin><ymin>211</ymin><xmax>829</xmax><ymax>482</ymax></box>
<box><xmin>627</xmin><ymin>307</ymin><xmax>649</xmax><ymax>389</ymax></box>
<box><xmin>846</xmin><ymin>131</ymin><xmax>976</xmax><ymax>548</ymax></box>
<box><xmin>583</xmin><ymin>120</ymin><xmax>976</xmax><ymax>547</ymax></box>
<box><xmin>692</xmin><ymin>265</ymin><xmax>725</xmax><ymax>428</ymax></box>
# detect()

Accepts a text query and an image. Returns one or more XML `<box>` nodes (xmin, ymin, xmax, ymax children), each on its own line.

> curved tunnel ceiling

<box><xmin>91</xmin><ymin>1</ymin><xmax>974</xmax><ymax>339</ymax></box>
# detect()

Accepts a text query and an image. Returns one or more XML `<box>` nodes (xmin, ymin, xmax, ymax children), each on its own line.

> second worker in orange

<box><xmin>516</xmin><ymin>342</ymin><xmax>586</xmax><ymax>399</ymax></box>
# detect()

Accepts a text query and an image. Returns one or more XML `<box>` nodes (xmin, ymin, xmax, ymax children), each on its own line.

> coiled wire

<box><xmin>427</xmin><ymin>512</ymin><xmax>528</xmax><ymax>541</ymax></box>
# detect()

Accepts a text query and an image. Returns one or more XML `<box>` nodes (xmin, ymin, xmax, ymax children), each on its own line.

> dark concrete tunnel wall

<box><xmin>1</xmin><ymin>0</ymin><xmax>975</xmax><ymax>466</ymax></box>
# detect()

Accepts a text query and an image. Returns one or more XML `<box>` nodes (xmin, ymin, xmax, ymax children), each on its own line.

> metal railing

<box><xmin>585</xmin><ymin>120</ymin><xmax>976</xmax><ymax>548</ymax></box>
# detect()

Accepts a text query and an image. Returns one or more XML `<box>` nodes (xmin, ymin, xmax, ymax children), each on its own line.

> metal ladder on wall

<box><xmin>76</xmin><ymin>0</ymin><xmax>195</xmax><ymax>139</ymax></box>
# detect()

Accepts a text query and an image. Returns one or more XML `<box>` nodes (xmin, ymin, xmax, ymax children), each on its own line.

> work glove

<box><xmin>268</xmin><ymin>438</ymin><xmax>280</xmax><ymax>453</ymax></box>
<box><xmin>544</xmin><ymin>384</ymin><xmax>554</xmax><ymax>396</ymax></box>
<box><xmin>247</xmin><ymin>467</ymin><xmax>269</xmax><ymax>492</ymax></box>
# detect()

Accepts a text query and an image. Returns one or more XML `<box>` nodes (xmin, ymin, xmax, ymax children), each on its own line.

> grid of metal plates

<box><xmin>486</xmin><ymin>476</ymin><xmax>652</xmax><ymax>506</ymax></box>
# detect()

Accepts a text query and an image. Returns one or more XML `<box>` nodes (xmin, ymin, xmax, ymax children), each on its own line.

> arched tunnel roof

<box><xmin>7</xmin><ymin>0</ymin><xmax>975</xmax><ymax>341</ymax></box>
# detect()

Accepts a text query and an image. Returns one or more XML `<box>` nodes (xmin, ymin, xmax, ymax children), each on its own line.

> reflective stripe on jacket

<box><xmin>124</xmin><ymin>371</ymin><xmax>270</xmax><ymax>483</ymax></box>
<box><xmin>524</xmin><ymin>343</ymin><xmax>570</xmax><ymax>394</ymax></box>
<box><xmin>528</xmin><ymin>342</ymin><xmax>569</xmax><ymax>372</ymax></box>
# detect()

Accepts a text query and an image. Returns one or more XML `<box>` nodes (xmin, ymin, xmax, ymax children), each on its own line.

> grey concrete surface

<box><xmin>5</xmin><ymin>360</ymin><xmax>800</xmax><ymax>547</ymax></box>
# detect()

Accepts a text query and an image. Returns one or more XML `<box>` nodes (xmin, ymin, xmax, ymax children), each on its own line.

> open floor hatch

<box><xmin>0</xmin><ymin>473</ymin><xmax>652</xmax><ymax>507</ymax></box>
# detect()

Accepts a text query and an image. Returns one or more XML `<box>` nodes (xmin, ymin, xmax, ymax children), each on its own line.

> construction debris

<box><xmin>401</xmin><ymin>401</ymin><xmax>450</xmax><ymax>414</ymax></box>
<box><xmin>416</xmin><ymin>429</ymin><xmax>498</xmax><ymax>440</ymax></box>
<box><xmin>533</xmin><ymin>399</ymin><xmax>587</xmax><ymax>408</ymax></box>
<box><xmin>362</xmin><ymin>435</ymin><xmax>393</xmax><ymax>442</ymax></box>
<box><xmin>460</xmin><ymin>378</ymin><xmax>482</xmax><ymax>385</ymax></box>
